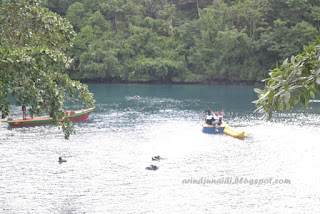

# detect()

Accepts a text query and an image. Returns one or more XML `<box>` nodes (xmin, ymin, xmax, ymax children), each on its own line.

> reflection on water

<box><xmin>0</xmin><ymin>84</ymin><xmax>320</xmax><ymax>213</ymax></box>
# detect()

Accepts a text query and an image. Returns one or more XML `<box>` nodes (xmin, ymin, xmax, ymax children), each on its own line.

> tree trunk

<box><xmin>114</xmin><ymin>14</ymin><xmax>118</xmax><ymax>33</ymax></box>
<box><xmin>196</xmin><ymin>0</ymin><xmax>201</xmax><ymax>18</ymax></box>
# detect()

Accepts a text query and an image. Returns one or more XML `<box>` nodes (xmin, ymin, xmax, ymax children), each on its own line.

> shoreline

<box><xmin>77</xmin><ymin>79</ymin><xmax>265</xmax><ymax>87</ymax></box>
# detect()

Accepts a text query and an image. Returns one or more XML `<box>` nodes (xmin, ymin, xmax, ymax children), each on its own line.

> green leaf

<box><xmin>282</xmin><ymin>91</ymin><xmax>290</xmax><ymax>104</ymax></box>
<box><xmin>310</xmin><ymin>90</ymin><xmax>315</xmax><ymax>99</ymax></box>
<box><xmin>304</xmin><ymin>95</ymin><xmax>309</xmax><ymax>106</ymax></box>
<box><xmin>279</xmin><ymin>103</ymin><xmax>284</xmax><ymax>111</ymax></box>
<box><xmin>290</xmin><ymin>55</ymin><xmax>295</xmax><ymax>64</ymax></box>
<box><xmin>268</xmin><ymin>90</ymin><xmax>275</xmax><ymax>102</ymax></box>
<box><xmin>286</xmin><ymin>103</ymin><xmax>290</xmax><ymax>111</ymax></box>
<box><xmin>254</xmin><ymin>88</ymin><xmax>263</xmax><ymax>94</ymax></box>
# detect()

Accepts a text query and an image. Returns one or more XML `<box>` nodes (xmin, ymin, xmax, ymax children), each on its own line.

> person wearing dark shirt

<box><xmin>204</xmin><ymin>107</ymin><xmax>212</xmax><ymax>116</ymax></box>
<box><xmin>22</xmin><ymin>105</ymin><xmax>26</xmax><ymax>120</ymax></box>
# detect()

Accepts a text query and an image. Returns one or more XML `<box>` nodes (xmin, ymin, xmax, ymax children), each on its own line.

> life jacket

<box><xmin>213</xmin><ymin>114</ymin><xmax>219</xmax><ymax>121</ymax></box>
<box><xmin>206</xmin><ymin>115</ymin><xmax>213</xmax><ymax>125</ymax></box>
<box><xmin>206</xmin><ymin>115</ymin><xmax>213</xmax><ymax>120</ymax></box>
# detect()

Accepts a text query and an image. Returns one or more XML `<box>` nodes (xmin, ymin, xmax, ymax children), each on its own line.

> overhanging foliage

<box><xmin>0</xmin><ymin>0</ymin><xmax>95</xmax><ymax>139</ymax></box>
<box><xmin>253</xmin><ymin>36</ymin><xmax>320</xmax><ymax>118</ymax></box>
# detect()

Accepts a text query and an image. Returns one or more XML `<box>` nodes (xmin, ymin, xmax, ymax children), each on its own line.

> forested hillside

<box><xmin>42</xmin><ymin>0</ymin><xmax>320</xmax><ymax>83</ymax></box>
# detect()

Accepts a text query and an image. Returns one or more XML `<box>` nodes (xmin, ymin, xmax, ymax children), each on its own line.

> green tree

<box><xmin>88</xmin><ymin>11</ymin><xmax>110</xmax><ymax>31</ymax></box>
<box><xmin>78</xmin><ymin>42</ymin><xmax>121</xmax><ymax>81</ymax></box>
<box><xmin>262</xmin><ymin>19</ymin><xmax>318</xmax><ymax>62</ymax></box>
<box><xmin>230</xmin><ymin>0</ymin><xmax>262</xmax><ymax>41</ymax></box>
<box><xmin>66</xmin><ymin>2</ymin><xmax>86</xmax><ymax>32</ymax></box>
<box><xmin>100</xmin><ymin>0</ymin><xmax>125</xmax><ymax>33</ymax></box>
<box><xmin>0</xmin><ymin>0</ymin><xmax>95</xmax><ymax>139</ymax></box>
<box><xmin>41</xmin><ymin>0</ymin><xmax>76</xmax><ymax>16</ymax></box>
<box><xmin>310</xmin><ymin>5</ymin><xmax>320</xmax><ymax>31</ymax></box>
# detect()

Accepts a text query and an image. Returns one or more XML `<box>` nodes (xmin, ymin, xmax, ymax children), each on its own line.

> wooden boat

<box><xmin>1</xmin><ymin>107</ymin><xmax>95</xmax><ymax>127</ymax></box>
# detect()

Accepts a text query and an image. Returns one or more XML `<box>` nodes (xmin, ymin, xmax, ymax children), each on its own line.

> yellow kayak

<box><xmin>223</xmin><ymin>124</ymin><xmax>246</xmax><ymax>138</ymax></box>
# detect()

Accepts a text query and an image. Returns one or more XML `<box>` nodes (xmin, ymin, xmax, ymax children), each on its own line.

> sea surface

<box><xmin>1</xmin><ymin>84</ymin><xmax>320</xmax><ymax>213</ymax></box>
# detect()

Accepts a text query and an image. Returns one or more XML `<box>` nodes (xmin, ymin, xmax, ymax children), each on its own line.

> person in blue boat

<box><xmin>204</xmin><ymin>107</ymin><xmax>213</xmax><ymax>125</ymax></box>
<box><xmin>204</xmin><ymin>107</ymin><xmax>212</xmax><ymax>116</ymax></box>
<box><xmin>213</xmin><ymin>109</ymin><xmax>224</xmax><ymax>130</ymax></box>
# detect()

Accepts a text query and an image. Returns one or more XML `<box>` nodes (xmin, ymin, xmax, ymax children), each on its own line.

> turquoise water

<box><xmin>0</xmin><ymin>84</ymin><xmax>320</xmax><ymax>213</ymax></box>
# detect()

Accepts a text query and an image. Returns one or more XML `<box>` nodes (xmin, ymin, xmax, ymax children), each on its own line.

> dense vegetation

<box><xmin>42</xmin><ymin>0</ymin><xmax>320</xmax><ymax>83</ymax></box>
<box><xmin>0</xmin><ymin>0</ymin><xmax>95</xmax><ymax>139</ymax></box>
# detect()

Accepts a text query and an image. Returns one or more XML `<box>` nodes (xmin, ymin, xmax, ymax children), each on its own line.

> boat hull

<box><xmin>202</xmin><ymin>122</ymin><xmax>225</xmax><ymax>134</ymax></box>
<box><xmin>5</xmin><ymin>107</ymin><xmax>95</xmax><ymax>127</ymax></box>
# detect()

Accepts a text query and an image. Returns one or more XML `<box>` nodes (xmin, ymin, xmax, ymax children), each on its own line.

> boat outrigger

<box><xmin>1</xmin><ymin>107</ymin><xmax>95</xmax><ymax>127</ymax></box>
